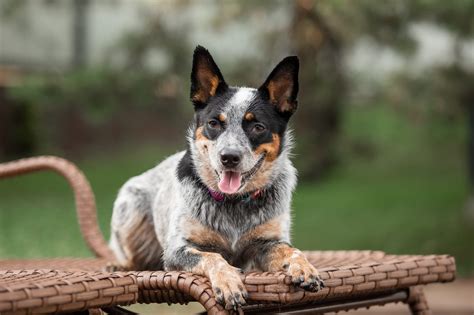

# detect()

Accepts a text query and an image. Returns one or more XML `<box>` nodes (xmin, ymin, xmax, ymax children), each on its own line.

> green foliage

<box><xmin>8</xmin><ymin>68</ymin><xmax>160</xmax><ymax>124</ymax></box>
<box><xmin>319</xmin><ymin>0</ymin><xmax>473</xmax><ymax>49</ymax></box>
<box><xmin>316</xmin><ymin>0</ymin><xmax>473</xmax><ymax>122</ymax></box>
<box><xmin>409</xmin><ymin>0</ymin><xmax>474</xmax><ymax>38</ymax></box>
<box><xmin>387</xmin><ymin>64</ymin><xmax>473</xmax><ymax>122</ymax></box>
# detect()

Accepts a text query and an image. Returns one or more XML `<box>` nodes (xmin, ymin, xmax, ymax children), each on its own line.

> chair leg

<box><xmin>407</xmin><ymin>286</ymin><xmax>431</xmax><ymax>315</ymax></box>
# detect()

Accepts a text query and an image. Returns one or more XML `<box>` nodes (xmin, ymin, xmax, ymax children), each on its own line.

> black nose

<box><xmin>220</xmin><ymin>150</ymin><xmax>242</xmax><ymax>168</ymax></box>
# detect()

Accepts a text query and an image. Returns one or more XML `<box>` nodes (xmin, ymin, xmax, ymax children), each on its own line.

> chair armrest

<box><xmin>0</xmin><ymin>156</ymin><xmax>116</xmax><ymax>260</ymax></box>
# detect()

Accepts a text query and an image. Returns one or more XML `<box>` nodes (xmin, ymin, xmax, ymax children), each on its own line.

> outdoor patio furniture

<box><xmin>0</xmin><ymin>156</ymin><xmax>456</xmax><ymax>314</ymax></box>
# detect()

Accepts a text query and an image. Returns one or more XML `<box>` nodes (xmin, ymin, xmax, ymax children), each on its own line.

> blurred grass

<box><xmin>294</xmin><ymin>106</ymin><xmax>474</xmax><ymax>275</ymax></box>
<box><xmin>0</xmin><ymin>105</ymin><xmax>473</xmax><ymax>275</ymax></box>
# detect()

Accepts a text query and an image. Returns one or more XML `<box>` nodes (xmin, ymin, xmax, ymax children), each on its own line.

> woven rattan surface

<box><xmin>0</xmin><ymin>251</ymin><xmax>456</xmax><ymax>314</ymax></box>
<box><xmin>0</xmin><ymin>258</ymin><xmax>109</xmax><ymax>272</ymax></box>
<box><xmin>131</xmin><ymin>251</ymin><xmax>456</xmax><ymax>314</ymax></box>
<box><xmin>0</xmin><ymin>269</ymin><xmax>137</xmax><ymax>314</ymax></box>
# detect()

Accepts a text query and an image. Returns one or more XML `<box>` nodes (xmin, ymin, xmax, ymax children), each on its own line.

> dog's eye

<box><xmin>208</xmin><ymin>119</ymin><xmax>220</xmax><ymax>129</ymax></box>
<box><xmin>253</xmin><ymin>123</ymin><xmax>266</xmax><ymax>133</ymax></box>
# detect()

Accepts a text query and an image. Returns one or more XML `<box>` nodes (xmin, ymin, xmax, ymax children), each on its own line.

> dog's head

<box><xmin>188</xmin><ymin>45</ymin><xmax>298</xmax><ymax>195</ymax></box>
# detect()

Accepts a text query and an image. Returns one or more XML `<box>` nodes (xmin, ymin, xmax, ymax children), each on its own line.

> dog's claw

<box><xmin>291</xmin><ymin>274</ymin><xmax>303</xmax><ymax>285</ymax></box>
<box><xmin>301</xmin><ymin>274</ymin><xmax>325</xmax><ymax>292</ymax></box>
<box><xmin>287</xmin><ymin>259</ymin><xmax>324</xmax><ymax>292</ymax></box>
<box><xmin>212</xmin><ymin>270</ymin><xmax>248</xmax><ymax>311</ymax></box>
<box><xmin>214</xmin><ymin>287</ymin><xmax>224</xmax><ymax>304</ymax></box>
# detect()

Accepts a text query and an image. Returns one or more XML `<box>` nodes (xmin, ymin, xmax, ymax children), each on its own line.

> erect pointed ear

<box><xmin>190</xmin><ymin>45</ymin><xmax>228</xmax><ymax>108</ymax></box>
<box><xmin>258</xmin><ymin>56</ymin><xmax>299</xmax><ymax>117</ymax></box>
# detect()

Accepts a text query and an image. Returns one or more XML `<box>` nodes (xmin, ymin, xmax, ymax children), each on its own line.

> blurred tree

<box><xmin>339</xmin><ymin>0</ymin><xmax>474</xmax><ymax>221</ymax></box>
<box><xmin>0</xmin><ymin>0</ymin><xmax>35</xmax><ymax>158</ymax></box>
<box><xmin>0</xmin><ymin>0</ymin><xmax>94</xmax><ymax>157</ymax></box>
<box><xmin>72</xmin><ymin>0</ymin><xmax>90</xmax><ymax>68</ymax></box>
<box><xmin>0</xmin><ymin>86</ymin><xmax>36</xmax><ymax>158</ymax></box>
<box><xmin>317</xmin><ymin>0</ymin><xmax>473</xmax><ymax>117</ymax></box>
<box><xmin>291</xmin><ymin>0</ymin><xmax>346</xmax><ymax>180</ymax></box>
<box><xmin>288</xmin><ymin>0</ymin><xmax>472</xmax><ymax>180</ymax></box>
<box><xmin>2</xmin><ymin>0</ymin><xmax>192</xmax><ymax>156</ymax></box>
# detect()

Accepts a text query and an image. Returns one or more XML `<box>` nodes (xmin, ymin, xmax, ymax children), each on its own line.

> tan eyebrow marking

<box><xmin>244</xmin><ymin>112</ymin><xmax>255</xmax><ymax>121</ymax></box>
<box><xmin>218</xmin><ymin>113</ymin><xmax>227</xmax><ymax>122</ymax></box>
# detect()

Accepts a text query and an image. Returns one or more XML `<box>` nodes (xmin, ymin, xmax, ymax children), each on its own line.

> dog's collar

<box><xmin>208</xmin><ymin>188</ymin><xmax>262</xmax><ymax>203</ymax></box>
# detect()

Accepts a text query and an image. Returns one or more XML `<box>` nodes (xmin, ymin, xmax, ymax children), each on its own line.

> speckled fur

<box><xmin>110</xmin><ymin>114</ymin><xmax>295</xmax><ymax>270</ymax></box>
<box><xmin>109</xmin><ymin>46</ymin><xmax>324</xmax><ymax>310</ymax></box>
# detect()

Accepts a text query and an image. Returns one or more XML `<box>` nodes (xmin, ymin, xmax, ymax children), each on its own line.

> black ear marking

<box><xmin>190</xmin><ymin>45</ymin><xmax>228</xmax><ymax>109</ymax></box>
<box><xmin>258</xmin><ymin>56</ymin><xmax>299</xmax><ymax>117</ymax></box>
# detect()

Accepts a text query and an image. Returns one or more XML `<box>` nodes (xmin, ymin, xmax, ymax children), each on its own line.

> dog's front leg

<box><xmin>164</xmin><ymin>246</ymin><xmax>248</xmax><ymax>310</ymax></box>
<box><xmin>243</xmin><ymin>240</ymin><xmax>324</xmax><ymax>292</ymax></box>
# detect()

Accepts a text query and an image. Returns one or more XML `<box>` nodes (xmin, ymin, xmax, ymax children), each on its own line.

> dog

<box><xmin>109</xmin><ymin>45</ymin><xmax>324</xmax><ymax>310</ymax></box>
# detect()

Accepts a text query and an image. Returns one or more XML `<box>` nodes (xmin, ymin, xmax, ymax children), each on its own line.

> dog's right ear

<box><xmin>190</xmin><ymin>45</ymin><xmax>228</xmax><ymax>109</ymax></box>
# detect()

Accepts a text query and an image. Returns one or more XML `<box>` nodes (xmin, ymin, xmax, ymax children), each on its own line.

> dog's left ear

<box><xmin>190</xmin><ymin>45</ymin><xmax>228</xmax><ymax>108</ymax></box>
<box><xmin>259</xmin><ymin>56</ymin><xmax>299</xmax><ymax>117</ymax></box>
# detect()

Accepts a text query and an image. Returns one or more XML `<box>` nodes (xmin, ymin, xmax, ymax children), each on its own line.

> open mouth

<box><xmin>216</xmin><ymin>154</ymin><xmax>266</xmax><ymax>194</ymax></box>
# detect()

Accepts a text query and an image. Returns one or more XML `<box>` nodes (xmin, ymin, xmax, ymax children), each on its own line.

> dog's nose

<box><xmin>220</xmin><ymin>150</ymin><xmax>242</xmax><ymax>168</ymax></box>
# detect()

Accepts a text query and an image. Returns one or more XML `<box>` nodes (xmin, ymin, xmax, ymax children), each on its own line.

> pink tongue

<box><xmin>218</xmin><ymin>171</ymin><xmax>242</xmax><ymax>194</ymax></box>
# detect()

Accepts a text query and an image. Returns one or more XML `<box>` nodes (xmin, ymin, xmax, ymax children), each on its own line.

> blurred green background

<box><xmin>0</xmin><ymin>0</ymin><xmax>473</xmax><ymax>276</ymax></box>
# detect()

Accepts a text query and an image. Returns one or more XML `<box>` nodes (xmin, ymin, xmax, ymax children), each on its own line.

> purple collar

<box><xmin>208</xmin><ymin>188</ymin><xmax>262</xmax><ymax>202</ymax></box>
<box><xmin>208</xmin><ymin>189</ymin><xmax>225</xmax><ymax>202</ymax></box>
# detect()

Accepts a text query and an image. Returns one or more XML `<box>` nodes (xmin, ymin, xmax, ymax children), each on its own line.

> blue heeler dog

<box><xmin>110</xmin><ymin>45</ymin><xmax>324</xmax><ymax>311</ymax></box>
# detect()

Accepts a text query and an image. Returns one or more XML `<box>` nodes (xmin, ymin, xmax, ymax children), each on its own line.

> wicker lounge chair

<box><xmin>0</xmin><ymin>156</ymin><xmax>456</xmax><ymax>314</ymax></box>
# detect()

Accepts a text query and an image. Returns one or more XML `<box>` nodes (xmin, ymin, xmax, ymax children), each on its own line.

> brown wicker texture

<box><xmin>131</xmin><ymin>251</ymin><xmax>455</xmax><ymax>314</ymax></box>
<box><xmin>0</xmin><ymin>251</ymin><xmax>455</xmax><ymax>314</ymax></box>
<box><xmin>407</xmin><ymin>286</ymin><xmax>430</xmax><ymax>315</ymax></box>
<box><xmin>0</xmin><ymin>156</ymin><xmax>115</xmax><ymax>261</ymax></box>
<box><xmin>0</xmin><ymin>269</ymin><xmax>137</xmax><ymax>314</ymax></box>
<box><xmin>0</xmin><ymin>258</ymin><xmax>109</xmax><ymax>272</ymax></box>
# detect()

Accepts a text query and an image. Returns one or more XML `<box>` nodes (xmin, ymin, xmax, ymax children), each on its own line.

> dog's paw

<box><xmin>105</xmin><ymin>262</ymin><xmax>128</xmax><ymax>272</ymax></box>
<box><xmin>285</xmin><ymin>254</ymin><xmax>325</xmax><ymax>292</ymax></box>
<box><xmin>210</xmin><ymin>268</ymin><xmax>248</xmax><ymax>311</ymax></box>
